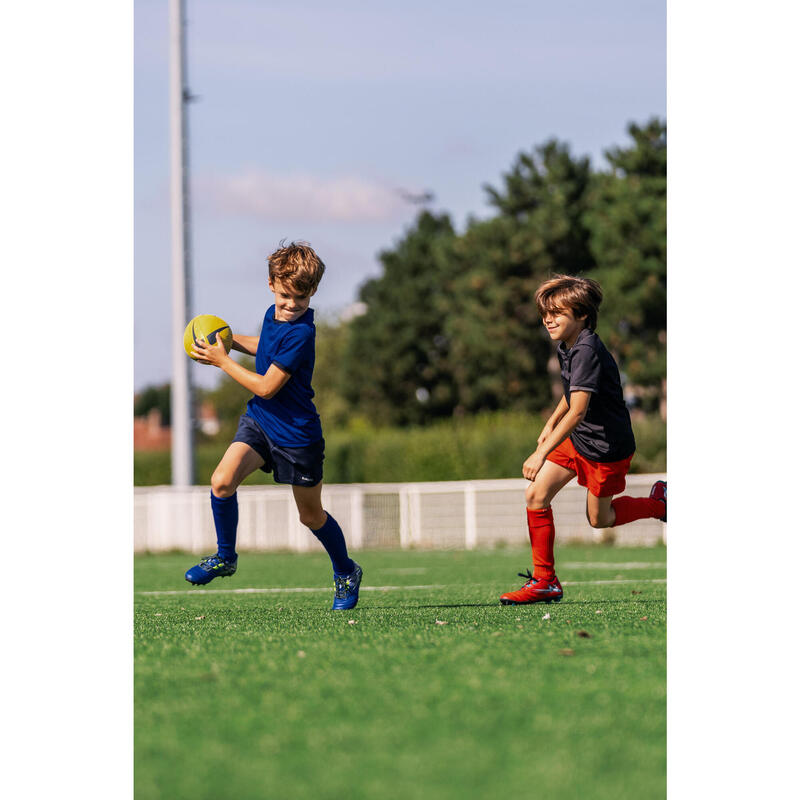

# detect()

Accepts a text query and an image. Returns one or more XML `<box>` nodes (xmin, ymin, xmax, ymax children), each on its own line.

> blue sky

<box><xmin>135</xmin><ymin>0</ymin><xmax>665</xmax><ymax>390</ymax></box>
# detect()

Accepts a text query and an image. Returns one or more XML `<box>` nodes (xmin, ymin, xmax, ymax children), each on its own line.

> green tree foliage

<box><xmin>482</xmin><ymin>139</ymin><xmax>593</xmax><ymax>279</ymax></box>
<box><xmin>133</xmin><ymin>383</ymin><xmax>171</xmax><ymax>425</ymax></box>
<box><xmin>584</xmin><ymin>118</ymin><xmax>666</xmax><ymax>412</ymax></box>
<box><xmin>445</xmin><ymin>140</ymin><xmax>594</xmax><ymax>413</ymax></box>
<box><xmin>160</xmin><ymin>120</ymin><xmax>666</xmax><ymax>440</ymax></box>
<box><xmin>312</xmin><ymin>318</ymin><xmax>352</xmax><ymax>429</ymax></box>
<box><xmin>337</xmin><ymin>122</ymin><xmax>666</xmax><ymax>421</ymax></box>
<box><xmin>342</xmin><ymin>211</ymin><xmax>460</xmax><ymax>425</ymax></box>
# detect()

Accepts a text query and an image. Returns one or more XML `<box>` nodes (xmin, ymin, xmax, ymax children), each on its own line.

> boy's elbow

<box><xmin>258</xmin><ymin>381</ymin><xmax>277</xmax><ymax>399</ymax></box>
<box><xmin>570</xmin><ymin>409</ymin><xmax>588</xmax><ymax>426</ymax></box>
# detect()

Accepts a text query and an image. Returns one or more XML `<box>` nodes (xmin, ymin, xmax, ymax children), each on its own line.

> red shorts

<box><xmin>546</xmin><ymin>437</ymin><xmax>633</xmax><ymax>497</ymax></box>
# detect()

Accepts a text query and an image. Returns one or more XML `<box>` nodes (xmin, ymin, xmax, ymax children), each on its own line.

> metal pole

<box><xmin>169</xmin><ymin>0</ymin><xmax>194</xmax><ymax>485</ymax></box>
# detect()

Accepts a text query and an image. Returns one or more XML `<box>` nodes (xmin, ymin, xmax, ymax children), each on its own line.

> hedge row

<box><xmin>134</xmin><ymin>412</ymin><xmax>665</xmax><ymax>487</ymax></box>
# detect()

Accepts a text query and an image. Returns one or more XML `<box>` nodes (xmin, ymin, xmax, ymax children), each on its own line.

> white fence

<box><xmin>134</xmin><ymin>474</ymin><xmax>666</xmax><ymax>553</ymax></box>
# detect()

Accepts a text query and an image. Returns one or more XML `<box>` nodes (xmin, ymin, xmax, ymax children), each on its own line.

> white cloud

<box><xmin>198</xmin><ymin>169</ymin><xmax>413</xmax><ymax>224</ymax></box>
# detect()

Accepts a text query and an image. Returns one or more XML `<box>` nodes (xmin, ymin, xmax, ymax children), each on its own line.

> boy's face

<box><xmin>541</xmin><ymin>307</ymin><xmax>586</xmax><ymax>348</ymax></box>
<box><xmin>269</xmin><ymin>278</ymin><xmax>315</xmax><ymax>322</ymax></box>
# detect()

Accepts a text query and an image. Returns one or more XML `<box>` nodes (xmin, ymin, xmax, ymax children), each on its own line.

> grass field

<box><xmin>135</xmin><ymin>546</ymin><xmax>666</xmax><ymax>800</ymax></box>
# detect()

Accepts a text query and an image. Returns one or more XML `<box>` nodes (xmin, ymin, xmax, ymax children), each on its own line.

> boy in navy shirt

<box><xmin>500</xmin><ymin>275</ymin><xmax>666</xmax><ymax>605</ymax></box>
<box><xmin>184</xmin><ymin>242</ymin><xmax>362</xmax><ymax>610</ymax></box>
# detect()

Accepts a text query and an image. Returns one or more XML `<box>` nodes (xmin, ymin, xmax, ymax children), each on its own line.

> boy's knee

<box><xmin>525</xmin><ymin>481</ymin><xmax>549</xmax><ymax>509</ymax></box>
<box><xmin>211</xmin><ymin>469</ymin><xmax>236</xmax><ymax>498</ymax></box>
<box><xmin>299</xmin><ymin>508</ymin><xmax>326</xmax><ymax>530</ymax></box>
<box><xmin>586</xmin><ymin>508</ymin><xmax>613</xmax><ymax>529</ymax></box>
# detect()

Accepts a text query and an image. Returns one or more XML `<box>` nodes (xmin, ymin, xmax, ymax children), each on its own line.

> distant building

<box><xmin>197</xmin><ymin>401</ymin><xmax>220</xmax><ymax>436</ymax></box>
<box><xmin>133</xmin><ymin>402</ymin><xmax>221</xmax><ymax>451</ymax></box>
<box><xmin>133</xmin><ymin>408</ymin><xmax>171</xmax><ymax>451</ymax></box>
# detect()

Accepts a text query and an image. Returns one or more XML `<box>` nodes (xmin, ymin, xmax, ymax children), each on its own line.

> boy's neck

<box><xmin>562</xmin><ymin>324</ymin><xmax>587</xmax><ymax>350</ymax></box>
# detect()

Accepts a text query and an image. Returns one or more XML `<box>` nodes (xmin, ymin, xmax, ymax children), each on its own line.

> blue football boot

<box><xmin>332</xmin><ymin>562</ymin><xmax>363</xmax><ymax>610</ymax></box>
<box><xmin>185</xmin><ymin>553</ymin><xmax>238</xmax><ymax>586</ymax></box>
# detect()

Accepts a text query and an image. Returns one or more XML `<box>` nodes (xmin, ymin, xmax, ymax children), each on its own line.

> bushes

<box><xmin>134</xmin><ymin>412</ymin><xmax>665</xmax><ymax>485</ymax></box>
<box><xmin>324</xmin><ymin>412</ymin><xmax>664</xmax><ymax>483</ymax></box>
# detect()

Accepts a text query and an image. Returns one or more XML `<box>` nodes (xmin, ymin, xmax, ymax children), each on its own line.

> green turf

<box><xmin>135</xmin><ymin>546</ymin><xmax>666</xmax><ymax>800</ymax></box>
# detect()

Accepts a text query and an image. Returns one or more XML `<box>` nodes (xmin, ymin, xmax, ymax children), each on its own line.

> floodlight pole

<box><xmin>169</xmin><ymin>0</ymin><xmax>195</xmax><ymax>485</ymax></box>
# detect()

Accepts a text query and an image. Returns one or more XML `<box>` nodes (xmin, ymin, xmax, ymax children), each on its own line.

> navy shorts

<box><xmin>232</xmin><ymin>414</ymin><xmax>324</xmax><ymax>487</ymax></box>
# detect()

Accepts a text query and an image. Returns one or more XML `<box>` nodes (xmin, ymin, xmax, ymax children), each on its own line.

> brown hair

<box><xmin>535</xmin><ymin>274</ymin><xmax>603</xmax><ymax>330</ymax></box>
<box><xmin>267</xmin><ymin>241</ymin><xmax>326</xmax><ymax>296</ymax></box>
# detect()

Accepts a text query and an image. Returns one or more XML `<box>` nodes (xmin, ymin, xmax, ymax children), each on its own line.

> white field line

<box><xmin>561</xmin><ymin>562</ymin><xmax>666</xmax><ymax>569</ymax></box>
<box><xmin>379</xmin><ymin>567</ymin><xmax>430</xmax><ymax>574</ymax></box>
<box><xmin>138</xmin><ymin>584</ymin><xmax>450</xmax><ymax>597</ymax></box>
<box><xmin>138</xmin><ymin>577</ymin><xmax>665</xmax><ymax>597</ymax></box>
<box><xmin>563</xmin><ymin>578</ymin><xmax>666</xmax><ymax>586</ymax></box>
<box><xmin>368</xmin><ymin>563</ymin><xmax>665</xmax><ymax>573</ymax></box>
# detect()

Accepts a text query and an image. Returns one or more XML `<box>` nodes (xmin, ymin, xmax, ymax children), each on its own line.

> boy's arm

<box><xmin>192</xmin><ymin>338</ymin><xmax>291</xmax><ymax>398</ymax></box>
<box><xmin>537</xmin><ymin>395</ymin><xmax>570</xmax><ymax>447</ymax></box>
<box><xmin>523</xmin><ymin>391</ymin><xmax>591</xmax><ymax>481</ymax></box>
<box><xmin>231</xmin><ymin>335</ymin><xmax>259</xmax><ymax>356</ymax></box>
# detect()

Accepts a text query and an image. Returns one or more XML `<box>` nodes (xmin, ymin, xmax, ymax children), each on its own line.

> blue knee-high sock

<box><xmin>211</xmin><ymin>491</ymin><xmax>238</xmax><ymax>561</ymax></box>
<box><xmin>310</xmin><ymin>513</ymin><xmax>354</xmax><ymax>575</ymax></box>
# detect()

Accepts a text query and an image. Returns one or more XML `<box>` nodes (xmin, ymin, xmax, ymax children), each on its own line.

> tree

<box><xmin>198</xmin><ymin>123</ymin><xmax>667</xmax><ymax>429</ymax></box>
<box><xmin>133</xmin><ymin>383</ymin><xmax>171</xmax><ymax>425</ymax></box>
<box><xmin>445</xmin><ymin>139</ymin><xmax>595</xmax><ymax>413</ymax></box>
<box><xmin>312</xmin><ymin>317</ymin><xmax>354</xmax><ymax>429</ymax></box>
<box><xmin>584</xmin><ymin>118</ymin><xmax>667</xmax><ymax>414</ymax></box>
<box><xmin>342</xmin><ymin>211</ymin><xmax>460</xmax><ymax>425</ymax></box>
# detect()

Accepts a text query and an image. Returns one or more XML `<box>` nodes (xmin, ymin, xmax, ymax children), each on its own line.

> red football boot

<box><xmin>649</xmin><ymin>480</ymin><xmax>667</xmax><ymax>522</ymax></box>
<box><xmin>500</xmin><ymin>570</ymin><xmax>563</xmax><ymax>605</ymax></box>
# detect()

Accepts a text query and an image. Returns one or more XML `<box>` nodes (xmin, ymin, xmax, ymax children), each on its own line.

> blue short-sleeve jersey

<box><xmin>245</xmin><ymin>305</ymin><xmax>323</xmax><ymax>447</ymax></box>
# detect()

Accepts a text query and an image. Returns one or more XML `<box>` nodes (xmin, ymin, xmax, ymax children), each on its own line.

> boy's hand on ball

<box><xmin>192</xmin><ymin>337</ymin><xmax>227</xmax><ymax>367</ymax></box>
<box><xmin>190</xmin><ymin>349</ymin><xmax>212</xmax><ymax>365</ymax></box>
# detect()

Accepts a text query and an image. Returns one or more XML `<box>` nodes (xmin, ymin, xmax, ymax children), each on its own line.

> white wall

<box><xmin>134</xmin><ymin>475</ymin><xmax>666</xmax><ymax>553</ymax></box>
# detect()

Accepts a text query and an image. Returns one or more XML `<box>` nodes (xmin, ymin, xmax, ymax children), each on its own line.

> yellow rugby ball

<box><xmin>183</xmin><ymin>314</ymin><xmax>233</xmax><ymax>361</ymax></box>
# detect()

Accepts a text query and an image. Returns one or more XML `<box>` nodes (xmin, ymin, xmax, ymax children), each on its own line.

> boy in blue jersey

<box><xmin>184</xmin><ymin>242</ymin><xmax>362</xmax><ymax>610</ymax></box>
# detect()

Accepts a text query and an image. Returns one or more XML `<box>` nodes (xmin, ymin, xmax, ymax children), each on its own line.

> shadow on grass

<box><xmin>361</xmin><ymin>596</ymin><xmax>660</xmax><ymax>610</ymax></box>
<box><xmin>364</xmin><ymin>602</ymin><xmax>505</xmax><ymax>609</ymax></box>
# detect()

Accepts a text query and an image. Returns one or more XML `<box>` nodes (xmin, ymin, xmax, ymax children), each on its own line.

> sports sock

<box><xmin>527</xmin><ymin>507</ymin><xmax>556</xmax><ymax>581</ymax></box>
<box><xmin>210</xmin><ymin>491</ymin><xmax>238</xmax><ymax>561</ymax></box>
<box><xmin>610</xmin><ymin>495</ymin><xmax>665</xmax><ymax>526</ymax></box>
<box><xmin>310</xmin><ymin>513</ymin><xmax>355</xmax><ymax>576</ymax></box>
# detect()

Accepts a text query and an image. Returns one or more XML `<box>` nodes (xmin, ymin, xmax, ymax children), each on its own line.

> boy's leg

<box><xmin>292</xmin><ymin>482</ymin><xmax>355</xmax><ymax>576</ymax></box>
<box><xmin>585</xmin><ymin>493</ymin><xmax>617</xmax><ymax>529</ymax></box>
<box><xmin>209</xmin><ymin>442</ymin><xmax>265</xmax><ymax>557</ymax></box>
<box><xmin>586</xmin><ymin>484</ymin><xmax>667</xmax><ymax>528</ymax></box>
<box><xmin>292</xmin><ymin>482</ymin><xmax>361</xmax><ymax>610</ymax></box>
<box><xmin>185</xmin><ymin>442</ymin><xmax>264</xmax><ymax>585</ymax></box>
<box><xmin>500</xmin><ymin>461</ymin><xmax>575</xmax><ymax>605</ymax></box>
<box><xmin>525</xmin><ymin>461</ymin><xmax>577</xmax><ymax>580</ymax></box>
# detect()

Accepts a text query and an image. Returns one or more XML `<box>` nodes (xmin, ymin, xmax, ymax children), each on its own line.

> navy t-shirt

<box><xmin>557</xmin><ymin>328</ymin><xmax>636</xmax><ymax>463</ymax></box>
<box><xmin>245</xmin><ymin>306</ymin><xmax>323</xmax><ymax>447</ymax></box>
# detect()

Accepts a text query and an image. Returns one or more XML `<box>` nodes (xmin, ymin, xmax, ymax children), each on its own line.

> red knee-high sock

<box><xmin>527</xmin><ymin>507</ymin><xmax>556</xmax><ymax>580</ymax></box>
<box><xmin>610</xmin><ymin>496</ymin><xmax>665</xmax><ymax>526</ymax></box>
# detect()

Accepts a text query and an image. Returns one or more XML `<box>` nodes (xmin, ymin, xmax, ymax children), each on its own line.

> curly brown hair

<box><xmin>267</xmin><ymin>241</ymin><xmax>326</xmax><ymax>296</ymax></box>
<box><xmin>535</xmin><ymin>274</ymin><xmax>603</xmax><ymax>330</ymax></box>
